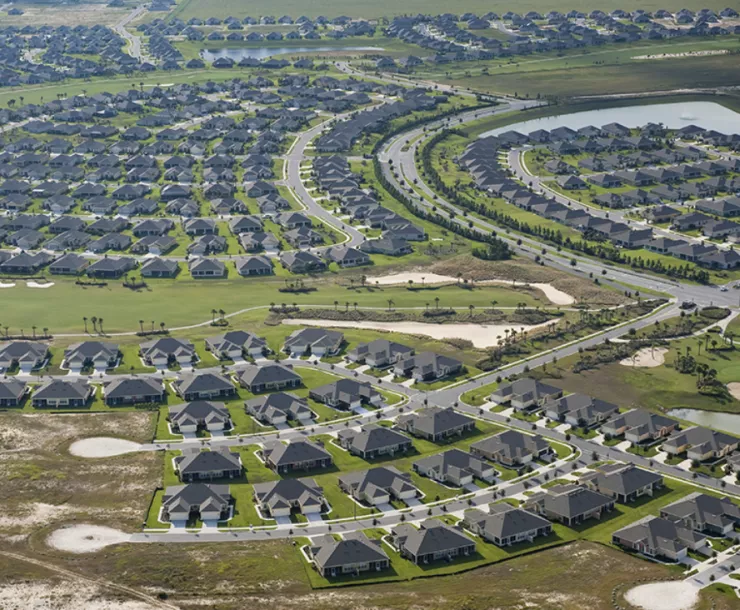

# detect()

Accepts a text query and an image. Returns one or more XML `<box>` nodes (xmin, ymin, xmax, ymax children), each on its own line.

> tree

<box><xmin>139</xmin><ymin>320</ymin><xmax>144</xmax><ymax>333</ymax></box>
<box><xmin>91</xmin><ymin>316</ymin><xmax>98</xmax><ymax>333</ymax></box>
<box><xmin>98</xmin><ymin>318</ymin><xmax>104</xmax><ymax>334</ymax></box>
<box><xmin>83</xmin><ymin>317</ymin><xmax>88</xmax><ymax>333</ymax></box>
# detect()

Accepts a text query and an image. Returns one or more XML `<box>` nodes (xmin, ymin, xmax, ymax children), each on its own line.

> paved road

<box><xmin>284</xmin><ymin>111</ymin><xmax>367</xmax><ymax>248</ymax></box>
<box><xmin>114</xmin><ymin>6</ymin><xmax>147</xmax><ymax>61</ymax></box>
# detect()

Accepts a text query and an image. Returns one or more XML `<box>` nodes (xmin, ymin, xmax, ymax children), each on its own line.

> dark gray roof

<box><xmin>262</xmin><ymin>439</ymin><xmax>331</xmax><ymax>467</ymax></box>
<box><xmin>174</xmin><ymin>372</ymin><xmax>234</xmax><ymax>395</ymax></box>
<box><xmin>310</xmin><ymin>532</ymin><xmax>388</xmax><ymax>569</ymax></box>
<box><xmin>33</xmin><ymin>379</ymin><xmax>90</xmax><ymax>401</ymax></box>
<box><xmin>162</xmin><ymin>483</ymin><xmax>230</xmax><ymax>518</ymax></box>
<box><xmin>398</xmin><ymin>406</ymin><xmax>473</xmax><ymax>436</ymax></box>
<box><xmin>393</xmin><ymin>520</ymin><xmax>474</xmax><ymax>557</ymax></box>
<box><xmin>465</xmin><ymin>504</ymin><xmax>551</xmax><ymax>539</ymax></box>
<box><xmin>338</xmin><ymin>424</ymin><xmax>411</xmax><ymax>453</ymax></box>
<box><xmin>239</xmin><ymin>363</ymin><xmax>301</xmax><ymax>387</ymax></box>
<box><xmin>104</xmin><ymin>377</ymin><xmax>164</xmax><ymax>400</ymax></box>
<box><xmin>175</xmin><ymin>448</ymin><xmax>241</xmax><ymax>476</ymax></box>
<box><xmin>169</xmin><ymin>401</ymin><xmax>230</xmax><ymax>427</ymax></box>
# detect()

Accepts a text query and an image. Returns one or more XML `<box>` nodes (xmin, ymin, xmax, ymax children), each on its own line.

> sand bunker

<box><xmin>620</xmin><ymin>347</ymin><xmax>668</xmax><ymax>368</ymax></box>
<box><xmin>282</xmin><ymin>318</ymin><xmax>556</xmax><ymax>349</ymax></box>
<box><xmin>0</xmin><ymin>281</ymin><xmax>15</xmax><ymax>288</ymax></box>
<box><xmin>728</xmin><ymin>382</ymin><xmax>740</xmax><ymax>401</ymax></box>
<box><xmin>47</xmin><ymin>525</ymin><xmax>131</xmax><ymax>554</ymax></box>
<box><xmin>624</xmin><ymin>581</ymin><xmax>699</xmax><ymax>610</ymax></box>
<box><xmin>364</xmin><ymin>272</ymin><xmax>575</xmax><ymax>305</ymax></box>
<box><xmin>27</xmin><ymin>281</ymin><xmax>54</xmax><ymax>288</ymax></box>
<box><xmin>69</xmin><ymin>437</ymin><xmax>141</xmax><ymax>458</ymax></box>
<box><xmin>633</xmin><ymin>49</ymin><xmax>728</xmax><ymax>60</ymax></box>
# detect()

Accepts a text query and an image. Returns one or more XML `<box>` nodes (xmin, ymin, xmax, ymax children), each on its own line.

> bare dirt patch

<box><xmin>47</xmin><ymin>524</ymin><xmax>132</xmax><ymax>554</ymax></box>
<box><xmin>0</xmin><ymin>412</ymin><xmax>159</xmax><ymax>536</ymax></box>
<box><xmin>1</xmin><ymin>4</ymin><xmax>127</xmax><ymax>27</ymax></box>
<box><xmin>69</xmin><ymin>437</ymin><xmax>141</xmax><ymax>458</ymax></box>
<box><xmin>0</xmin><ymin>581</ymin><xmax>156</xmax><ymax>610</ymax></box>
<box><xmin>624</xmin><ymin>581</ymin><xmax>699</xmax><ymax>610</ymax></box>
<box><xmin>429</xmin><ymin>256</ymin><xmax>629</xmax><ymax>306</ymax></box>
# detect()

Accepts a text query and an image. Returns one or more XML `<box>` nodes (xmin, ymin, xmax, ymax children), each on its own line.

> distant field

<box><xmin>412</xmin><ymin>36</ymin><xmax>740</xmax><ymax>98</ymax></box>
<box><xmin>170</xmin><ymin>0</ymin><xmax>731</xmax><ymax>20</ymax></box>
<box><xmin>1</xmin><ymin>2</ymin><xmax>129</xmax><ymax>26</ymax></box>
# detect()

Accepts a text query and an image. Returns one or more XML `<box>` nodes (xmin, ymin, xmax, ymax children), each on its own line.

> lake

<box><xmin>667</xmin><ymin>408</ymin><xmax>740</xmax><ymax>436</ymax></box>
<box><xmin>480</xmin><ymin>101</ymin><xmax>740</xmax><ymax>137</ymax></box>
<box><xmin>201</xmin><ymin>46</ymin><xmax>384</xmax><ymax>61</ymax></box>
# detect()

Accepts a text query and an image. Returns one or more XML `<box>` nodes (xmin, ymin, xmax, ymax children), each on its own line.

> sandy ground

<box><xmin>363</xmin><ymin>272</ymin><xmax>575</xmax><ymax>305</ymax></box>
<box><xmin>69</xmin><ymin>437</ymin><xmax>141</xmax><ymax>458</ymax></box>
<box><xmin>620</xmin><ymin>347</ymin><xmax>668</xmax><ymax>368</ymax></box>
<box><xmin>47</xmin><ymin>525</ymin><xmax>132</xmax><ymax>554</ymax></box>
<box><xmin>27</xmin><ymin>281</ymin><xmax>54</xmax><ymax>288</ymax></box>
<box><xmin>727</xmin><ymin>382</ymin><xmax>740</xmax><ymax>401</ymax></box>
<box><xmin>624</xmin><ymin>581</ymin><xmax>699</xmax><ymax>610</ymax></box>
<box><xmin>0</xmin><ymin>282</ymin><xmax>15</xmax><ymax>288</ymax></box>
<box><xmin>633</xmin><ymin>49</ymin><xmax>728</xmax><ymax>60</ymax></box>
<box><xmin>0</xmin><ymin>582</ymin><xmax>157</xmax><ymax>610</ymax></box>
<box><xmin>282</xmin><ymin>318</ymin><xmax>557</xmax><ymax>348</ymax></box>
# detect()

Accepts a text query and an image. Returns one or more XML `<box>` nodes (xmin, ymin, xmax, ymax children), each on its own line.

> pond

<box><xmin>667</xmin><ymin>408</ymin><xmax>740</xmax><ymax>436</ymax></box>
<box><xmin>201</xmin><ymin>46</ymin><xmax>384</xmax><ymax>61</ymax></box>
<box><xmin>480</xmin><ymin>101</ymin><xmax>740</xmax><ymax>137</ymax></box>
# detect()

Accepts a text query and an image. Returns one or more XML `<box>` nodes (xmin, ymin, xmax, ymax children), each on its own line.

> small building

<box><xmin>253</xmin><ymin>477</ymin><xmax>325</xmax><ymax>517</ymax></box>
<box><xmin>490</xmin><ymin>378</ymin><xmax>562</xmax><ymax>411</ymax></box>
<box><xmin>337</xmin><ymin>424</ymin><xmax>413</xmax><ymax>460</ymax></box>
<box><xmin>161</xmin><ymin>483</ymin><xmax>231</xmax><ymax>523</ymax></box>
<box><xmin>168</xmin><ymin>401</ymin><xmax>231</xmax><ymax>434</ymax></box>
<box><xmin>338</xmin><ymin>466</ymin><xmax>419</xmax><ymax>506</ymax></box>
<box><xmin>238</xmin><ymin>363</ymin><xmax>302</xmax><ymax>393</ymax></box>
<box><xmin>245</xmin><ymin>392</ymin><xmax>314</xmax><ymax>426</ymax></box>
<box><xmin>470</xmin><ymin>430</ymin><xmax>552</xmax><ymax>467</ymax></box>
<box><xmin>31</xmin><ymin>379</ymin><xmax>92</xmax><ymax>408</ymax></box>
<box><xmin>283</xmin><ymin>328</ymin><xmax>344</xmax><ymax>357</ymax></box>
<box><xmin>309</xmin><ymin>378</ymin><xmax>382</xmax><ymax>410</ymax></box>
<box><xmin>612</xmin><ymin>516</ymin><xmax>707</xmax><ymax>562</ymax></box>
<box><xmin>396</xmin><ymin>407</ymin><xmax>475</xmax><ymax>442</ymax></box>
<box><xmin>391</xmin><ymin>520</ymin><xmax>476</xmax><ymax>565</ymax></box>
<box><xmin>413</xmin><ymin>448</ymin><xmax>496</xmax><ymax>486</ymax></box>
<box><xmin>308</xmin><ymin>532</ymin><xmax>390</xmax><ymax>578</ymax></box>
<box><xmin>346</xmin><ymin>339</ymin><xmax>414</xmax><ymax>367</ymax></box>
<box><xmin>579</xmin><ymin>463</ymin><xmax>663</xmax><ymax>503</ymax></box>
<box><xmin>660</xmin><ymin>493</ymin><xmax>740</xmax><ymax>536</ymax></box>
<box><xmin>524</xmin><ymin>484</ymin><xmax>615</xmax><ymax>526</ymax></box>
<box><xmin>262</xmin><ymin>439</ymin><xmax>333</xmax><ymax>474</ymax></box>
<box><xmin>174</xmin><ymin>448</ymin><xmax>242</xmax><ymax>482</ymax></box>
<box><xmin>173</xmin><ymin>372</ymin><xmax>236</xmax><ymax>401</ymax></box>
<box><xmin>463</xmin><ymin>504</ymin><xmax>552</xmax><ymax>547</ymax></box>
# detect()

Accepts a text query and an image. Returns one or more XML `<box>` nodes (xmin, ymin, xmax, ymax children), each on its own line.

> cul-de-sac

<box><xmin>2</xmin><ymin>1</ymin><xmax>740</xmax><ymax>609</ymax></box>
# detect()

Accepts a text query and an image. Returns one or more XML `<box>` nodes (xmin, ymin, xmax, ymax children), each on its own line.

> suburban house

<box><xmin>309</xmin><ymin>379</ymin><xmax>382</xmax><ymax>410</ymax></box>
<box><xmin>337</xmin><ymin>424</ymin><xmax>413</xmax><ymax>460</ymax></box>
<box><xmin>174</xmin><ymin>448</ymin><xmax>242</xmax><ymax>482</ymax></box>
<box><xmin>62</xmin><ymin>341</ymin><xmax>119</xmax><ymax>370</ymax></box>
<box><xmin>0</xmin><ymin>379</ymin><xmax>27</xmax><ymax>406</ymax></box>
<box><xmin>0</xmin><ymin>341</ymin><xmax>49</xmax><ymax>372</ymax></box>
<box><xmin>413</xmin><ymin>448</ymin><xmax>496</xmax><ymax>486</ymax></box>
<box><xmin>393</xmin><ymin>352</ymin><xmax>463</xmax><ymax>382</ymax></box>
<box><xmin>205</xmin><ymin>330</ymin><xmax>268</xmax><ymax>360</ymax></box>
<box><xmin>283</xmin><ymin>328</ymin><xmax>344</xmax><ymax>357</ymax></box>
<box><xmin>252</xmin><ymin>477</ymin><xmax>325</xmax><ymax>517</ymax></box>
<box><xmin>172</xmin><ymin>372</ymin><xmax>236</xmax><ymax>401</ymax></box>
<box><xmin>544</xmin><ymin>393</ymin><xmax>619</xmax><ymax>428</ymax></box>
<box><xmin>279</xmin><ymin>250</ymin><xmax>327</xmax><ymax>273</ymax></box>
<box><xmin>104</xmin><ymin>377</ymin><xmax>165</xmax><ymax>406</ymax></box>
<box><xmin>463</xmin><ymin>504</ymin><xmax>553</xmax><ymax>547</ymax></box>
<box><xmin>262</xmin><ymin>439</ymin><xmax>333</xmax><ymax>474</ymax></box>
<box><xmin>601</xmin><ymin>408</ymin><xmax>678</xmax><ymax>444</ymax></box>
<box><xmin>139</xmin><ymin>337</ymin><xmax>196</xmax><ymax>368</ymax></box>
<box><xmin>168</xmin><ymin>401</ymin><xmax>231</xmax><ymax>434</ymax></box>
<box><xmin>579</xmin><ymin>463</ymin><xmax>664</xmax><ymax>503</ymax></box>
<box><xmin>490</xmin><ymin>378</ymin><xmax>563</xmax><ymax>411</ymax></box>
<box><xmin>31</xmin><ymin>379</ymin><xmax>93</xmax><ymax>408</ymax></box>
<box><xmin>470</xmin><ymin>430</ymin><xmax>552</xmax><ymax>467</ymax></box>
<box><xmin>238</xmin><ymin>363</ymin><xmax>302</xmax><ymax>393</ymax></box>
<box><xmin>662</xmin><ymin>427</ymin><xmax>739</xmax><ymax>461</ymax></box>
<box><xmin>245</xmin><ymin>392</ymin><xmax>314</xmax><ymax>426</ymax></box>
<box><xmin>338</xmin><ymin>466</ymin><xmax>419</xmax><ymax>506</ymax></box>
<box><xmin>391</xmin><ymin>520</ymin><xmax>476</xmax><ymax>565</ymax></box>
<box><xmin>396</xmin><ymin>407</ymin><xmax>475</xmax><ymax>442</ymax></box>
<box><xmin>612</xmin><ymin>516</ymin><xmax>707</xmax><ymax>562</ymax></box>
<box><xmin>524</xmin><ymin>484</ymin><xmax>615</xmax><ymax>525</ymax></box>
<box><xmin>660</xmin><ymin>493</ymin><xmax>740</xmax><ymax>536</ymax></box>
<box><xmin>346</xmin><ymin>339</ymin><xmax>414</xmax><ymax>367</ymax></box>
<box><xmin>161</xmin><ymin>483</ymin><xmax>232</xmax><ymax>524</ymax></box>
<box><xmin>308</xmin><ymin>532</ymin><xmax>390</xmax><ymax>578</ymax></box>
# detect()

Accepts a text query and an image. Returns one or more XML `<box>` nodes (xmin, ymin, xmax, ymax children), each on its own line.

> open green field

<box><xmin>411</xmin><ymin>37</ymin><xmax>740</xmax><ymax>98</ymax></box>
<box><xmin>168</xmin><ymin>0</ymin><xmax>733</xmax><ymax>20</ymax></box>
<box><xmin>0</xmin><ymin>273</ymin><xmax>559</xmax><ymax>335</ymax></box>
<box><xmin>531</xmin><ymin>334</ymin><xmax>740</xmax><ymax>415</ymax></box>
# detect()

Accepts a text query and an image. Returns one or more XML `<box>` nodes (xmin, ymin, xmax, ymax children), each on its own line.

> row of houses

<box><xmin>461</xmin><ymin>134</ymin><xmax>740</xmax><ymax>270</ymax></box>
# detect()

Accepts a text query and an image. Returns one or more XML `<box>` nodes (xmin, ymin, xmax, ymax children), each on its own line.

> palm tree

<box><xmin>334</xmin><ymin>300</ymin><xmax>339</xmax><ymax>311</ymax></box>
<box><xmin>91</xmin><ymin>316</ymin><xmax>98</xmax><ymax>333</ymax></box>
<box><xmin>43</xmin><ymin>328</ymin><xmax>48</xmax><ymax>338</ymax></box>
<box><xmin>434</xmin><ymin>297</ymin><xmax>440</xmax><ymax>310</ymax></box>
<box><xmin>83</xmin><ymin>317</ymin><xmax>88</xmax><ymax>333</ymax></box>
<box><xmin>387</xmin><ymin>299</ymin><xmax>394</xmax><ymax>312</ymax></box>
<box><xmin>139</xmin><ymin>320</ymin><xmax>144</xmax><ymax>333</ymax></box>
<box><xmin>218</xmin><ymin>309</ymin><xmax>225</xmax><ymax>322</ymax></box>
<box><xmin>98</xmin><ymin>318</ymin><xmax>104</xmax><ymax>334</ymax></box>
<box><xmin>211</xmin><ymin>309</ymin><xmax>217</xmax><ymax>323</ymax></box>
<box><xmin>31</xmin><ymin>326</ymin><xmax>36</xmax><ymax>338</ymax></box>
<box><xmin>468</xmin><ymin>304</ymin><xmax>475</xmax><ymax>317</ymax></box>
<box><xmin>160</xmin><ymin>322</ymin><xmax>166</xmax><ymax>333</ymax></box>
